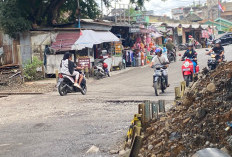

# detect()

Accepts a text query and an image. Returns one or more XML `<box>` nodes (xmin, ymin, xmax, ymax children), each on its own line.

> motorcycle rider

<box><xmin>206</xmin><ymin>39</ymin><xmax>224</xmax><ymax>62</ymax></box>
<box><xmin>166</xmin><ymin>38</ymin><xmax>176</xmax><ymax>57</ymax></box>
<box><xmin>150</xmin><ymin>48</ymin><xmax>170</xmax><ymax>87</ymax></box>
<box><xmin>60</xmin><ymin>52</ymin><xmax>83</xmax><ymax>88</ymax></box>
<box><xmin>181</xmin><ymin>44</ymin><xmax>197</xmax><ymax>73</ymax></box>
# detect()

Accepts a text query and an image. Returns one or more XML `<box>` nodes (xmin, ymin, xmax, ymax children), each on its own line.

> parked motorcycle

<box><xmin>181</xmin><ymin>58</ymin><xmax>199</xmax><ymax>87</ymax></box>
<box><xmin>57</xmin><ymin>71</ymin><xmax>87</xmax><ymax>96</ymax></box>
<box><xmin>178</xmin><ymin>44</ymin><xmax>188</xmax><ymax>51</ymax></box>
<box><xmin>152</xmin><ymin>64</ymin><xmax>167</xmax><ymax>96</ymax></box>
<box><xmin>94</xmin><ymin>59</ymin><xmax>110</xmax><ymax>79</ymax></box>
<box><xmin>167</xmin><ymin>50</ymin><xmax>176</xmax><ymax>62</ymax></box>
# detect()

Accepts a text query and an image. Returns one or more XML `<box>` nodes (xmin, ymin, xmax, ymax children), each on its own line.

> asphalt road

<box><xmin>0</xmin><ymin>45</ymin><xmax>231</xmax><ymax>157</ymax></box>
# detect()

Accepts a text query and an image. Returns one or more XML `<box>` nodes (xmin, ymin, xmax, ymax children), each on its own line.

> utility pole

<box><xmin>218</xmin><ymin>0</ymin><xmax>222</xmax><ymax>31</ymax></box>
<box><xmin>77</xmin><ymin>0</ymin><xmax>80</xmax><ymax>28</ymax></box>
<box><xmin>115</xmin><ymin>0</ymin><xmax>117</xmax><ymax>23</ymax></box>
<box><xmin>101</xmin><ymin>0</ymin><xmax>104</xmax><ymax>19</ymax></box>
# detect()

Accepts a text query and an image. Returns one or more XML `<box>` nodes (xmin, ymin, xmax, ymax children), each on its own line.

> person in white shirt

<box><xmin>150</xmin><ymin>48</ymin><xmax>170</xmax><ymax>87</ymax></box>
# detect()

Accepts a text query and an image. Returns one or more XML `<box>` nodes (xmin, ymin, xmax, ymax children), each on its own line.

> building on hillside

<box><xmin>221</xmin><ymin>2</ymin><xmax>232</xmax><ymax>21</ymax></box>
<box><xmin>171</xmin><ymin>6</ymin><xmax>207</xmax><ymax>21</ymax></box>
<box><xmin>149</xmin><ymin>15</ymin><xmax>179</xmax><ymax>23</ymax></box>
<box><xmin>205</xmin><ymin>1</ymin><xmax>232</xmax><ymax>21</ymax></box>
<box><xmin>183</xmin><ymin>12</ymin><xmax>203</xmax><ymax>23</ymax></box>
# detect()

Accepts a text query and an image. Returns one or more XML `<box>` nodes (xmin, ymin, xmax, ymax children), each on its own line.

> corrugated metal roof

<box><xmin>51</xmin><ymin>32</ymin><xmax>80</xmax><ymax>52</ymax></box>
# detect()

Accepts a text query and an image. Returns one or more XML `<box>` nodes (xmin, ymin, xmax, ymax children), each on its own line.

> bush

<box><xmin>24</xmin><ymin>57</ymin><xmax>43</xmax><ymax>81</ymax></box>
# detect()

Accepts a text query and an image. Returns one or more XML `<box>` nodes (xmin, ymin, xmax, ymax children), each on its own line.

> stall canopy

<box><xmin>51</xmin><ymin>30</ymin><xmax>119</xmax><ymax>52</ymax></box>
<box><xmin>51</xmin><ymin>32</ymin><xmax>80</xmax><ymax>52</ymax></box>
<box><xmin>72</xmin><ymin>30</ymin><xmax>119</xmax><ymax>50</ymax></box>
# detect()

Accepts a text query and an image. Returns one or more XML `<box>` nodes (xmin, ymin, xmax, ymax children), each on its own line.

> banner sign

<box><xmin>129</xmin><ymin>27</ymin><xmax>140</xmax><ymax>33</ymax></box>
<box><xmin>114</xmin><ymin>42</ymin><xmax>122</xmax><ymax>54</ymax></box>
<box><xmin>78</xmin><ymin>58</ymin><xmax>90</xmax><ymax>68</ymax></box>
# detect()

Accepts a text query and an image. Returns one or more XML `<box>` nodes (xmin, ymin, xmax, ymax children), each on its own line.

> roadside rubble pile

<box><xmin>139</xmin><ymin>61</ymin><xmax>232</xmax><ymax>157</ymax></box>
<box><xmin>0</xmin><ymin>65</ymin><xmax>22</xmax><ymax>86</ymax></box>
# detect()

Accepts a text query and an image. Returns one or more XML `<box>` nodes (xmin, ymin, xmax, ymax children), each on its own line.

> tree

<box><xmin>0</xmin><ymin>0</ymin><xmax>31</xmax><ymax>38</ymax></box>
<box><xmin>0</xmin><ymin>0</ymin><xmax>107</xmax><ymax>38</ymax></box>
<box><xmin>0</xmin><ymin>0</ymin><xmax>150</xmax><ymax>38</ymax></box>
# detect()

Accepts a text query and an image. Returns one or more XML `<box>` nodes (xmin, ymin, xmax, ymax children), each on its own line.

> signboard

<box><xmin>129</xmin><ymin>27</ymin><xmax>140</xmax><ymax>33</ymax></box>
<box><xmin>114</xmin><ymin>42</ymin><xmax>122</xmax><ymax>54</ymax></box>
<box><xmin>78</xmin><ymin>58</ymin><xmax>90</xmax><ymax>68</ymax></box>
<box><xmin>157</xmin><ymin>26</ymin><xmax>166</xmax><ymax>32</ymax></box>
<box><xmin>135</xmin><ymin>15</ymin><xmax>149</xmax><ymax>23</ymax></box>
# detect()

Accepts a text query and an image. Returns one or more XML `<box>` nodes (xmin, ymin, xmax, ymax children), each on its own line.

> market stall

<box><xmin>48</xmin><ymin>30</ymin><xmax>120</xmax><ymax>74</ymax></box>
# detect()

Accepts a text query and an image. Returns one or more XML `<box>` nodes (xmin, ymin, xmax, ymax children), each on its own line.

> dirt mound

<box><xmin>139</xmin><ymin>62</ymin><xmax>232</xmax><ymax>157</ymax></box>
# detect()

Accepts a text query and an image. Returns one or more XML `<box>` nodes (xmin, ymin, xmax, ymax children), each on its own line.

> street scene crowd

<box><xmin>0</xmin><ymin>0</ymin><xmax>232</xmax><ymax>156</ymax></box>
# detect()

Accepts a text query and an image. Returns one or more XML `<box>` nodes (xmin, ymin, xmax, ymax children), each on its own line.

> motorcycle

<box><xmin>207</xmin><ymin>52</ymin><xmax>218</xmax><ymax>71</ymax></box>
<box><xmin>152</xmin><ymin>64</ymin><xmax>167</xmax><ymax>96</ymax></box>
<box><xmin>194</xmin><ymin>41</ymin><xmax>202</xmax><ymax>49</ymax></box>
<box><xmin>57</xmin><ymin>71</ymin><xmax>87</xmax><ymax>96</ymax></box>
<box><xmin>167</xmin><ymin>49</ymin><xmax>176</xmax><ymax>62</ymax></box>
<box><xmin>178</xmin><ymin>44</ymin><xmax>188</xmax><ymax>51</ymax></box>
<box><xmin>181</xmin><ymin>58</ymin><xmax>199</xmax><ymax>87</ymax></box>
<box><xmin>94</xmin><ymin>59</ymin><xmax>110</xmax><ymax>79</ymax></box>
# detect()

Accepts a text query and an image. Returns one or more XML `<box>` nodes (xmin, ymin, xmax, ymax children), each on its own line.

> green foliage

<box><xmin>0</xmin><ymin>0</ymin><xmax>149</xmax><ymax>38</ymax></box>
<box><xmin>60</xmin><ymin>0</ymin><xmax>101</xmax><ymax>22</ymax></box>
<box><xmin>0</xmin><ymin>0</ymin><xmax>31</xmax><ymax>38</ymax></box>
<box><xmin>0</xmin><ymin>0</ymin><xmax>107</xmax><ymax>37</ymax></box>
<box><xmin>24</xmin><ymin>57</ymin><xmax>43</xmax><ymax>81</ymax></box>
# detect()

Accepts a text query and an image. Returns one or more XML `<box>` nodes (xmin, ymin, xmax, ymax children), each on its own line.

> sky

<box><xmin>97</xmin><ymin>0</ymin><xmax>232</xmax><ymax>17</ymax></box>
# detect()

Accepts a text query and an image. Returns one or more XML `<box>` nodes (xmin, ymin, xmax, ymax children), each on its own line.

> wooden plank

<box><xmin>151</xmin><ymin>102</ymin><xmax>159</xmax><ymax>119</ymax></box>
<box><xmin>138</xmin><ymin>104</ymin><xmax>145</xmax><ymax>127</ymax></box>
<box><xmin>129</xmin><ymin>136</ymin><xmax>143</xmax><ymax>157</ymax></box>
<box><xmin>144</xmin><ymin>100</ymin><xmax>151</xmax><ymax>123</ymax></box>
<box><xmin>180</xmin><ymin>81</ymin><xmax>186</xmax><ymax>97</ymax></box>
<box><xmin>175</xmin><ymin>87</ymin><xmax>181</xmax><ymax>100</ymax></box>
<box><xmin>158</xmin><ymin>100</ymin><xmax>165</xmax><ymax>113</ymax></box>
<box><xmin>3</xmin><ymin>45</ymin><xmax>13</xmax><ymax>64</ymax></box>
<box><xmin>0</xmin><ymin>64</ymin><xmax>19</xmax><ymax>69</ymax></box>
<box><xmin>13</xmin><ymin>38</ymin><xmax>20</xmax><ymax>64</ymax></box>
<box><xmin>55</xmin><ymin>70</ymin><xmax>59</xmax><ymax>83</ymax></box>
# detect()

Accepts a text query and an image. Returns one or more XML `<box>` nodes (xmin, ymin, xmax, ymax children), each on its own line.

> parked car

<box><xmin>213</xmin><ymin>32</ymin><xmax>232</xmax><ymax>46</ymax></box>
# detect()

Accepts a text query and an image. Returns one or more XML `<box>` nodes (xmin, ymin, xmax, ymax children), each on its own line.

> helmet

<box><xmin>187</xmin><ymin>44</ymin><xmax>193</xmax><ymax>47</ymax></box>
<box><xmin>155</xmin><ymin>48</ymin><xmax>162</xmax><ymax>54</ymax></box>
<box><xmin>189</xmin><ymin>35</ymin><xmax>193</xmax><ymax>38</ymax></box>
<box><xmin>103</xmin><ymin>63</ymin><xmax>108</xmax><ymax>69</ymax></box>
<box><xmin>215</xmin><ymin>39</ymin><xmax>221</xmax><ymax>44</ymax></box>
